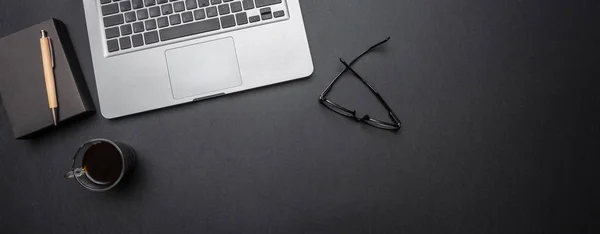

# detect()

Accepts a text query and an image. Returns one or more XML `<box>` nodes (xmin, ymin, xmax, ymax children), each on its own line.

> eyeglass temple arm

<box><xmin>339</xmin><ymin>59</ymin><xmax>402</xmax><ymax>126</ymax></box>
<box><xmin>319</xmin><ymin>37</ymin><xmax>392</xmax><ymax>100</ymax></box>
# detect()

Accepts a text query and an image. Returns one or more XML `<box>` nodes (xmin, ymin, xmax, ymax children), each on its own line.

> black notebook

<box><xmin>0</xmin><ymin>19</ymin><xmax>94</xmax><ymax>139</ymax></box>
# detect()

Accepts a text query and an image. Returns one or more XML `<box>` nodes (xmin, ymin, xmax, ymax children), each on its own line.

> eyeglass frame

<box><xmin>318</xmin><ymin>37</ymin><xmax>402</xmax><ymax>131</ymax></box>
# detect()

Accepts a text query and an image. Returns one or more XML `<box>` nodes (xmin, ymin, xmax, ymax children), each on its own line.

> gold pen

<box><xmin>40</xmin><ymin>30</ymin><xmax>58</xmax><ymax>126</ymax></box>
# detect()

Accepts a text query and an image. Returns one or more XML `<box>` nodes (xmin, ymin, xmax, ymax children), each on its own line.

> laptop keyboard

<box><xmin>100</xmin><ymin>0</ymin><xmax>288</xmax><ymax>54</ymax></box>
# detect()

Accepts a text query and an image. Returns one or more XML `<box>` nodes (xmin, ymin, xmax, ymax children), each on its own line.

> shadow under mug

<box><xmin>65</xmin><ymin>139</ymin><xmax>136</xmax><ymax>192</ymax></box>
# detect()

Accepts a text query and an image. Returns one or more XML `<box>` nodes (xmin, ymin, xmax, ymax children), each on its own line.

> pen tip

<box><xmin>40</xmin><ymin>30</ymin><xmax>47</xmax><ymax>38</ymax></box>
<box><xmin>51</xmin><ymin>109</ymin><xmax>58</xmax><ymax>126</ymax></box>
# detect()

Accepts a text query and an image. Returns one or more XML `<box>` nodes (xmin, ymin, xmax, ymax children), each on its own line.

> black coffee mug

<box><xmin>65</xmin><ymin>139</ymin><xmax>136</xmax><ymax>192</ymax></box>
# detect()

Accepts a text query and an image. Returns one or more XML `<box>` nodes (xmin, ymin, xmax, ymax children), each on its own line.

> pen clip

<box><xmin>49</xmin><ymin>38</ymin><xmax>55</xmax><ymax>68</ymax></box>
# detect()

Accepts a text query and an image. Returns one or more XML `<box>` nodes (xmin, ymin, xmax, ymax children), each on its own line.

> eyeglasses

<box><xmin>319</xmin><ymin>37</ymin><xmax>402</xmax><ymax>131</ymax></box>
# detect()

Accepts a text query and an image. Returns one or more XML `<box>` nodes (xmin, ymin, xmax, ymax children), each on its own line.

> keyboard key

<box><xmin>242</xmin><ymin>0</ymin><xmax>254</xmax><ymax>10</ymax></box>
<box><xmin>120</xmin><ymin>1</ymin><xmax>132</xmax><ymax>11</ymax></box>
<box><xmin>132</xmin><ymin>0</ymin><xmax>144</xmax><ymax>9</ymax></box>
<box><xmin>194</xmin><ymin>9</ymin><xmax>206</xmax><ymax>20</ymax></box>
<box><xmin>169</xmin><ymin>14</ymin><xmax>182</xmax><ymax>25</ymax></box>
<box><xmin>162</xmin><ymin>4</ymin><xmax>173</xmax><ymax>15</ymax></box>
<box><xmin>121</xmin><ymin>24</ymin><xmax>133</xmax><ymax>35</ymax></box>
<box><xmin>107</xmin><ymin>39</ymin><xmax>119</xmax><ymax>52</ymax></box>
<box><xmin>149</xmin><ymin>6</ymin><xmax>161</xmax><ymax>17</ymax></box>
<box><xmin>125</xmin><ymin>12</ymin><xmax>137</xmax><ymax>22</ymax></box>
<box><xmin>101</xmin><ymin>3</ymin><xmax>120</xmax><ymax>16</ymax></box>
<box><xmin>157</xmin><ymin>16</ymin><xmax>169</xmax><ymax>27</ymax></box>
<box><xmin>230</xmin><ymin>1</ymin><xmax>242</xmax><ymax>12</ymax></box>
<box><xmin>105</xmin><ymin>27</ymin><xmax>120</xmax><ymax>39</ymax></box>
<box><xmin>132</xmin><ymin>34</ymin><xmax>144</xmax><ymax>47</ymax></box>
<box><xmin>260</xmin><ymin>7</ymin><xmax>272</xmax><ymax>20</ymax></box>
<box><xmin>273</xmin><ymin>10</ymin><xmax>284</xmax><ymax>18</ymax></box>
<box><xmin>133</xmin><ymin>22</ymin><xmax>145</xmax><ymax>32</ymax></box>
<box><xmin>182</xmin><ymin>12</ymin><xmax>194</xmax><ymax>22</ymax></box>
<box><xmin>249</xmin><ymin>15</ymin><xmax>260</xmax><ymax>23</ymax></box>
<box><xmin>119</xmin><ymin>37</ymin><xmax>132</xmax><ymax>49</ymax></box>
<box><xmin>144</xmin><ymin>0</ymin><xmax>156</xmax><ymax>6</ymax></box>
<box><xmin>218</xmin><ymin>4</ymin><xmax>230</xmax><ymax>15</ymax></box>
<box><xmin>261</xmin><ymin>13</ymin><xmax>272</xmax><ymax>20</ymax></box>
<box><xmin>206</xmin><ymin>6</ymin><xmax>218</xmax><ymax>17</ymax></box>
<box><xmin>235</xmin><ymin>12</ymin><xmax>247</xmax><ymax>25</ymax></box>
<box><xmin>198</xmin><ymin>0</ymin><xmax>210</xmax><ymax>7</ymax></box>
<box><xmin>185</xmin><ymin>0</ymin><xmax>198</xmax><ymax>9</ymax></box>
<box><xmin>158</xmin><ymin>0</ymin><xmax>168</xmax><ymax>3</ymax></box>
<box><xmin>145</xmin><ymin>19</ymin><xmax>157</xmax><ymax>29</ymax></box>
<box><xmin>159</xmin><ymin>18</ymin><xmax>220</xmax><ymax>41</ymax></box>
<box><xmin>254</xmin><ymin>0</ymin><xmax>281</xmax><ymax>8</ymax></box>
<box><xmin>174</xmin><ymin>2</ymin><xmax>185</xmax><ymax>12</ymax></box>
<box><xmin>220</xmin><ymin>15</ymin><xmax>235</xmax><ymax>28</ymax></box>
<box><xmin>211</xmin><ymin>0</ymin><xmax>221</xmax><ymax>5</ymax></box>
<box><xmin>137</xmin><ymin>9</ymin><xmax>149</xmax><ymax>19</ymax></box>
<box><xmin>259</xmin><ymin>7</ymin><xmax>271</xmax><ymax>14</ymax></box>
<box><xmin>104</xmin><ymin>14</ymin><xmax>124</xmax><ymax>27</ymax></box>
<box><xmin>101</xmin><ymin>0</ymin><xmax>112</xmax><ymax>4</ymax></box>
<box><xmin>144</xmin><ymin>31</ymin><xmax>160</xmax><ymax>44</ymax></box>
<box><xmin>223</xmin><ymin>0</ymin><xmax>233</xmax><ymax>2</ymax></box>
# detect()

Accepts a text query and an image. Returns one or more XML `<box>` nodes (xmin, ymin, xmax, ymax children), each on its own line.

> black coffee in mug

<box><xmin>66</xmin><ymin>139</ymin><xmax>136</xmax><ymax>192</ymax></box>
<box><xmin>82</xmin><ymin>142</ymin><xmax>123</xmax><ymax>184</ymax></box>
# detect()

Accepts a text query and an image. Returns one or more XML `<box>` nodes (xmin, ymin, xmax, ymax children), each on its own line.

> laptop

<box><xmin>82</xmin><ymin>0</ymin><xmax>313</xmax><ymax>118</ymax></box>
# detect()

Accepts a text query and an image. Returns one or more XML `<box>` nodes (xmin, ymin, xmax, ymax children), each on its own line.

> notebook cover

<box><xmin>0</xmin><ymin>19</ymin><xmax>94</xmax><ymax>139</ymax></box>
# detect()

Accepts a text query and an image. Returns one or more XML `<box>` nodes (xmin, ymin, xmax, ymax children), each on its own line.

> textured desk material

<box><xmin>0</xmin><ymin>19</ymin><xmax>94</xmax><ymax>139</ymax></box>
<box><xmin>0</xmin><ymin>0</ymin><xmax>598</xmax><ymax>233</ymax></box>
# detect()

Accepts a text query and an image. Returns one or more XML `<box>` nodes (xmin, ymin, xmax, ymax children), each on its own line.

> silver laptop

<box><xmin>82</xmin><ymin>0</ymin><xmax>313</xmax><ymax>118</ymax></box>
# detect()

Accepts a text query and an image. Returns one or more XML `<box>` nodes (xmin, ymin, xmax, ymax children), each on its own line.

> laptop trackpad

<box><xmin>165</xmin><ymin>37</ymin><xmax>242</xmax><ymax>99</ymax></box>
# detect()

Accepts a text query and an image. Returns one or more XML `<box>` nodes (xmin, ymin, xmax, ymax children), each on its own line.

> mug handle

<box><xmin>65</xmin><ymin>140</ymin><xmax>91</xmax><ymax>179</ymax></box>
<box><xmin>64</xmin><ymin>167</ymin><xmax>85</xmax><ymax>179</ymax></box>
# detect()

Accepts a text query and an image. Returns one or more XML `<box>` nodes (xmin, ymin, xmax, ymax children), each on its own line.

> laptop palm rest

<box><xmin>165</xmin><ymin>37</ymin><xmax>242</xmax><ymax>100</ymax></box>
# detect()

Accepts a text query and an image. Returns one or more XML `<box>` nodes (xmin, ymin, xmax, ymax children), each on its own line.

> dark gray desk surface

<box><xmin>0</xmin><ymin>0</ymin><xmax>598</xmax><ymax>233</ymax></box>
